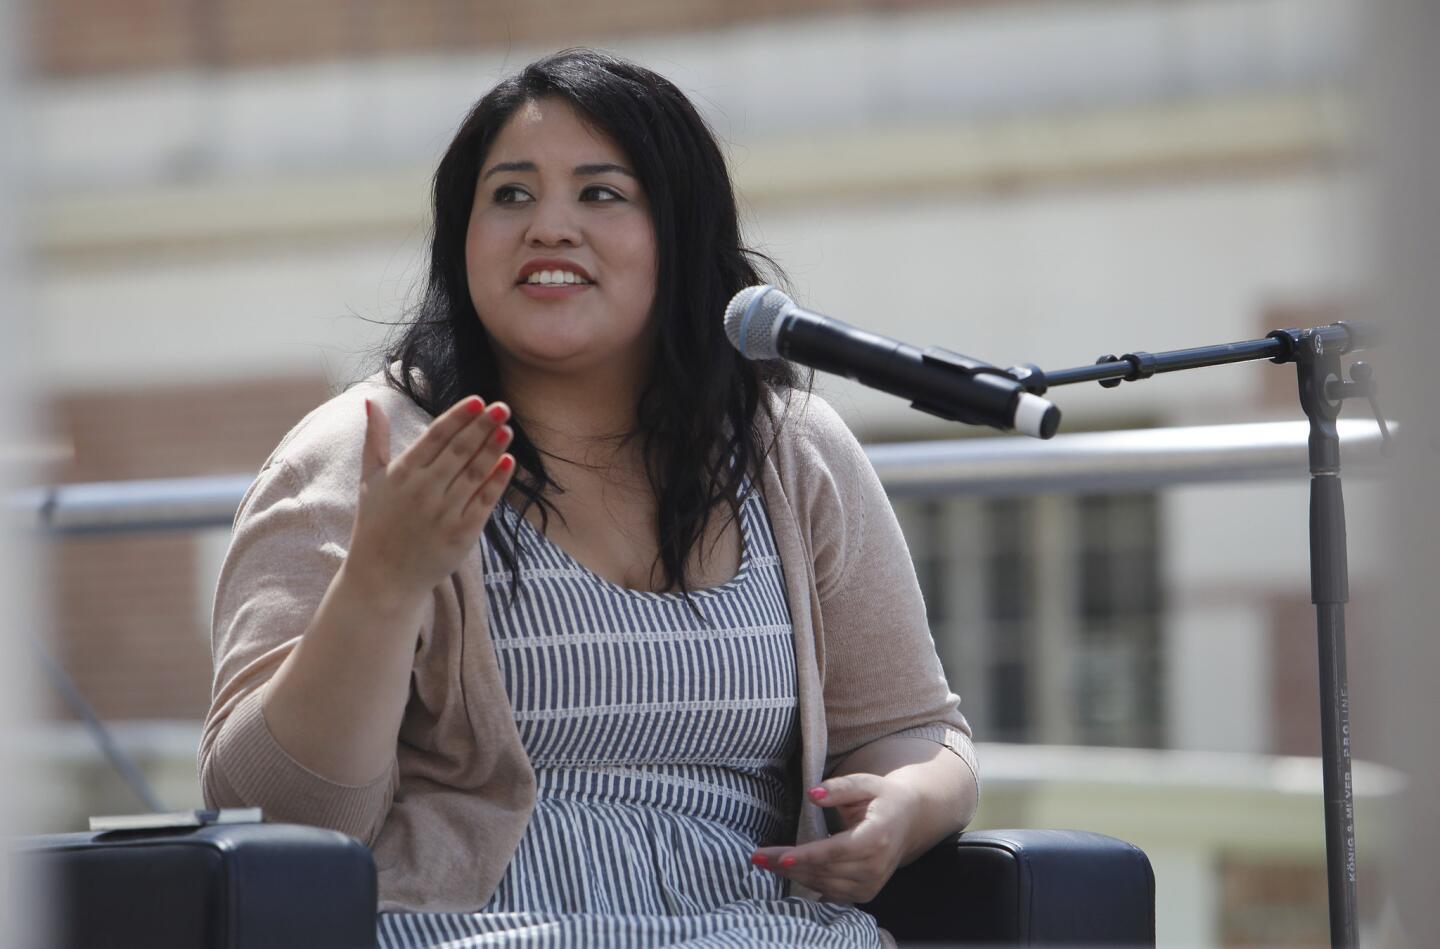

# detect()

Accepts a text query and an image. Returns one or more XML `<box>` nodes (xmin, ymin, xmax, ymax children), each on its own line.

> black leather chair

<box><xmin>19</xmin><ymin>822</ymin><xmax>1153</xmax><ymax>947</ymax></box>
<box><xmin>860</xmin><ymin>829</ymin><xmax>1155</xmax><ymax>945</ymax></box>
<box><xmin>19</xmin><ymin>823</ymin><xmax>376</xmax><ymax>949</ymax></box>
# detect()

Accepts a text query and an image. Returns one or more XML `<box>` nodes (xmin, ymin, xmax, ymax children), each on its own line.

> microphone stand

<box><xmin>999</xmin><ymin>321</ymin><xmax>1387</xmax><ymax>949</ymax></box>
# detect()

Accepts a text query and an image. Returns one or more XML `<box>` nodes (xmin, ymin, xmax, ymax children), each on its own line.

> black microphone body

<box><xmin>725</xmin><ymin>286</ymin><xmax>1060</xmax><ymax>438</ymax></box>
<box><xmin>778</xmin><ymin>309</ymin><xmax>1033</xmax><ymax>432</ymax></box>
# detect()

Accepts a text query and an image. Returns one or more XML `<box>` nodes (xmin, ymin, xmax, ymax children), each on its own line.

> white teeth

<box><xmin>525</xmin><ymin>269</ymin><xmax>590</xmax><ymax>285</ymax></box>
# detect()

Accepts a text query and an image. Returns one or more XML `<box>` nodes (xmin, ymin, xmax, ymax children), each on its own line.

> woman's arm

<box><xmin>258</xmin><ymin>561</ymin><xmax>431</xmax><ymax>786</ymax></box>
<box><xmin>261</xmin><ymin>396</ymin><xmax>516</xmax><ymax>784</ymax></box>
<box><xmin>827</xmin><ymin>734</ymin><xmax>978</xmax><ymax>864</ymax></box>
<box><xmin>203</xmin><ymin>394</ymin><xmax>514</xmax><ymax>818</ymax></box>
<box><xmin>752</xmin><ymin>395</ymin><xmax>980</xmax><ymax>900</ymax></box>
<box><xmin>261</xmin><ymin>397</ymin><xmax>513</xmax><ymax>786</ymax></box>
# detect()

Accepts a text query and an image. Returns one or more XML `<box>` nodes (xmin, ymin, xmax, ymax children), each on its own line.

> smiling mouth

<box><xmin>519</xmin><ymin>270</ymin><xmax>595</xmax><ymax>286</ymax></box>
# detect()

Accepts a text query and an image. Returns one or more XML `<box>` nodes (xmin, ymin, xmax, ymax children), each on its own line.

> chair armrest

<box><xmin>18</xmin><ymin>821</ymin><xmax>1151</xmax><ymax>946</ymax></box>
<box><xmin>860</xmin><ymin>828</ymin><xmax>1155</xmax><ymax>945</ymax></box>
<box><xmin>17</xmin><ymin>822</ymin><xmax>377</xmax><ymax>949</ymax></box>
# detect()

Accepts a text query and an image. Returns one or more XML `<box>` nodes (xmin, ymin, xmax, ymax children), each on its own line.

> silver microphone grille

<box><xmin>723</xmin><ymin>285</ymin><xmax>795</xmax><ymax>360</ymax></box>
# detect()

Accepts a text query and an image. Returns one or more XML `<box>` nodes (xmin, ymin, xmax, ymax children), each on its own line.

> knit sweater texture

<box><xmin>200</xmin><ymin>377</ymin><xmax>978</xmax><ymax>912</ymax></box>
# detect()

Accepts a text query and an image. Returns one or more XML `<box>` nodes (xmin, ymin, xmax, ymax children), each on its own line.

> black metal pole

<box><xmin>1315</xmin><ymin>600</ymin><xmax>1357</xmax><ymax>947</ymax></box>
<box><xmin>1295</xmin><ymin>333</ymin><xmax>1360</xmax><ymax>949</ymax></box>
<box><xmin>1007</xmin><ymin>322</ymin><xmax>1375</xmax><ymax>394</ymax></box>
<box><xmin>30</xmin><ymin>635</ymin><xmax>167</xmax><ymax>813</ymax></box>
<box><xmin>1003</xmin><ymin>322</ymin><xmax>1376</xmax><ymax>947</ymax></box>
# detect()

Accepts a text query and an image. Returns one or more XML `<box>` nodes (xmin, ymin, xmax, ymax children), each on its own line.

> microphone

<box><xmin>724</xmin><ymin>285</ymin><xmax>1061</xmax><ymax>439</ymax></box>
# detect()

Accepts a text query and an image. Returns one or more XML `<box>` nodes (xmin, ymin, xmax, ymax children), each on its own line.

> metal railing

<box><xmin>11</xmin><ymin>419</ymin><xmax>1393</xmax><ymax>534</ymax></box>
<box><xmin>13</xmin><ymin>418</ymin><xmax>1395</xmax><ymax>815</ymax></box>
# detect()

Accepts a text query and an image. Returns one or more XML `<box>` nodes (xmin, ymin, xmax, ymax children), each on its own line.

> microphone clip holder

<box><xmin>919</xmin><ymin>346</ymin><xmax>1017</xmax><ymax>381</ymax></box>
<box><xmin>911</xmin><ymin>347</ymin><xmax>1028</xmax><ymax>426</ymax></box>
<box><xmin>1268</xmin><ymin>325</ymin><xmax>1393</xmax><ymax>454</ymax></box>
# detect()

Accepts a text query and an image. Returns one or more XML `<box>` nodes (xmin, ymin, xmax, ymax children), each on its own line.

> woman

<box><xmin>201</xmin><ymin>49</ymin><xmax>978</xmax><ymax>947</ymax></box>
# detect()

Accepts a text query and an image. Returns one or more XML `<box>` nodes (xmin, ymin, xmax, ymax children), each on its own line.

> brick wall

<box><xmin>28</xmin><ymin>0</ymin><xmax>1003</xmax><ymax>77</ymax></box>
<box><xmin>47</xmin><ymin>532</ymin><xmax>210</xmax><ymax>721</ymax></box>
<box><xmin>1218</xmin><ymin>857</ymin><xmax>1329</xmax><ymax>946</ymax></box>
<box><xmin>42</xmin><ymin>375</ymin><xmax>332</xmax><ymax>721</ymax></box>
<box><xmin>1219</xmin><ymin>854</ymin><xmax>1380</xmax><ymax>946</ymax></box>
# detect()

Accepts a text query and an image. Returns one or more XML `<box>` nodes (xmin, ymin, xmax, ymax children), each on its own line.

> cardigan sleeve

<box><xmin>789</xmin><ymin>398</ymin><xmax>979</xmax><ymax>798</ymax></box>
<box><xmin>198</xmin><ymin>393</ymin><xmax>406</xmax><ymax>845</ymax></box>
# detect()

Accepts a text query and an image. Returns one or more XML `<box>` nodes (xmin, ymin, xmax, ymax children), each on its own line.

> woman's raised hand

<box><xmin>346</xmin><ymin>396</ymin><xmax>516</xmax><ymax>597</ymax></box>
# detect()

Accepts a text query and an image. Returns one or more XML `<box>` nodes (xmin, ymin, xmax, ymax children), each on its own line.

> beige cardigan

<box><xmin>200</xmin><ymin>377</ymin><xmax>978</xmax><ymax>912</ymax></box>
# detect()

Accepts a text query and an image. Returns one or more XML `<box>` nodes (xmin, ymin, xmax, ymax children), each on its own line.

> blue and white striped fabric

<box><xmin>377</xmin><ymin>486</ymin><xmax>885</xmax><ymax>948</ymax></box>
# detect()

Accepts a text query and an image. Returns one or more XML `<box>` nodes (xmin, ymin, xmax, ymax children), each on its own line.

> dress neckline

<box><xmin>496</xmin><ymin>488</ymin><xmax>756</xmax><ymax>601</ymax></box>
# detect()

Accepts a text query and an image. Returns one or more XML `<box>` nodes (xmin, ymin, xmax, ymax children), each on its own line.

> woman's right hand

<box><xmin>346</xmin><ymin>395</ymin><xmax>516</xmax><ymax>597</ymax></box>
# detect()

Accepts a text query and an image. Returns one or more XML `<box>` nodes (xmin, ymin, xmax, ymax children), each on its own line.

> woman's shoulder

<box><xmin>262</xmin><ymin>370</ymin><xmax>434</xmax><ymax>483</ymax></box>
<box><xmin>763</xmin><ymin>388</ymin><xmax>866</xmax><ymax>471</ymax></box>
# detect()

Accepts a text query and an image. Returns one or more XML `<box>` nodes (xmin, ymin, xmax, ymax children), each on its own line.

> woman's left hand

<box><xmin>750</xmin><ymin>773</ymin><xmax>918</xmax><ymax>903</ymax></box>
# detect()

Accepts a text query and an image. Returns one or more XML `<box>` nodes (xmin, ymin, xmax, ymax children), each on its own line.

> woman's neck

<box><xmin>500</xmin><ymin>366</ymin><xmax>648</xmax><ymax>476</ymax></box>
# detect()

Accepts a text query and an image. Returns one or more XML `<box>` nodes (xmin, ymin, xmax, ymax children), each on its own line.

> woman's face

<box><xmin>465</xmin><ymin>97</ymin><xmax>658</xmax><ymax>385</ymax></box>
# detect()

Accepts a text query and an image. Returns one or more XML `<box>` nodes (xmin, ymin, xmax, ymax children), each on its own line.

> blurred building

<box><xmin>22</xmin><ymin>0</ymin><xmax>1389</xmax><ymax>945</ymax></box>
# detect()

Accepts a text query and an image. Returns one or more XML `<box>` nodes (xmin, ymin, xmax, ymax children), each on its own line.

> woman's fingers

<box><xmin>754</xmin><ymin>843</ymin><xmax>886</xmax><ymax>903</ymax></box>
<box><xmin>808</xmin><ymin>776</ymin><xmax>882</xmax><ymax>829</ymax></box>
<box><xmin>443</xmin><ymin>422</ymin><xmax>513</xmax><ymax>502</ymax></box>
<box><xmin>426</xmin><ymin>402</ymin><xmax>510</xmax><ymax>487</ymax></box>
<box><xmin>348</xmin><ymin>395</ymin><xmax>516</xmax><ymax>595</ymax></box>
<box><xmin>404</xmin><ymin>396</ymin><xmax>487</xmax><ymax>470</ymax></box>
<box><xmin>755</xmin><ymin>858</ymin><xmax>872</xmax><ymax>903</ymax></box>
<box><xmin>751</xmin><ymin>773</ymin><xmax>906</xmax><ymax>903</ymax></box>
<box><xmin>754</xmin><ymin>830</ymin><xmax>862</xmax><ymax>873</ymax></box>
<box><xmin>461</xmin><ymin>453</ymin><xmax>516</xmax><ymax>524</ymax></box>
<box><xmin>810</xmin><ymin>774</ymin><xmax>884</xmax><ymax>806</ymax></box>
<box><xmin>782</xmin><ymin>850</ymin><xmax>889</xmax><ymax>884</ymax></box>
<box><xmin>787</xmin><ymin>870</ymin><xmax>881</xmax><ymax>904</ymax></box>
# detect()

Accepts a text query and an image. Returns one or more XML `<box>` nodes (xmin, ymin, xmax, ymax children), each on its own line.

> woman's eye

<box><xmin>581</xmin><ymin>185</ymin><xmax>623</xmax><ymax>202</ymax></box>
<box><xmin>492</xmin><ymin>185</ymin><xmax>532</xmax><ymax>204</ymax></box>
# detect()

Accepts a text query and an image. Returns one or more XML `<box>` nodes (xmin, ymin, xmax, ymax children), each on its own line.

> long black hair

<box><xmin>386</xmin><ymin>48</ymin><xmax>802</xmax><ymax>598</ymax></box>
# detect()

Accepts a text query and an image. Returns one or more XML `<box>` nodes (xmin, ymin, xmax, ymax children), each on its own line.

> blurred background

<box><xmin>6</xmin><ymin>0</ymin><xmax>1436</xmax><ymax>946</ymax></box>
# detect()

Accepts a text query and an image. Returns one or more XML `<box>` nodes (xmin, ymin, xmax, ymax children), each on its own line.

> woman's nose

<box><xmin>524</xmin><ymin>197</ymin><xmax>581</xmax><ymax>247</ymax></box>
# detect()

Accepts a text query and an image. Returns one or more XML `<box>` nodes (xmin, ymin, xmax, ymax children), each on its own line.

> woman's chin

<box><xmin>503</xmin><ymin>339</ymin><xmax>624</xmax><ymax>378</ymax></box>
<box><xmin>488</xmin><ymin>317</ymin><xmax>654</xmax><ymax>381</ymax></box>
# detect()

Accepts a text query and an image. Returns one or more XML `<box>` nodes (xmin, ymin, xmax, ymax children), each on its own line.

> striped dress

<box><xmin>377</xmin><ymin>486</ymin><xmax>886</xmax><ymax>948</ymax></box>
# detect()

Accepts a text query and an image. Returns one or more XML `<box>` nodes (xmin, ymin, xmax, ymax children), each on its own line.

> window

<box><xmin>893</xmin><ymin>491</ymin><xmax>1163</xmax><ymax>748</ymax></box>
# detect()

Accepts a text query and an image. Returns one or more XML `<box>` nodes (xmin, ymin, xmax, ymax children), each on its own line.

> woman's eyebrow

<box><xmin>574</xmin><ymin>162</ymin><xmax>635</xmax><ymax>178</ymax></box>
<box><xmin>481</xmin><ymin>160</ymin><xmax>536</xmax><ymax>180</ymax></box>
<box><xmin>481</xmin><ymin>160</ymin><xmax>635</xmax><ymax>180</ymax></box>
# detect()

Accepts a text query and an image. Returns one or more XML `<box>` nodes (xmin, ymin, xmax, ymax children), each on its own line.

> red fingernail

<box><xmin>779</xmin><ymin>855</ymin><xmax>797</xmax><ymax>868</ymax></box>
<box><xmin>498</xmin><ymin>455</ymin><xmax>515</xmax><ymax>473</ymax></box>
<box><xmin>466</xmin><ymin>398</ymin><xmax>483</xmax><ymax>415</ymax></box>
<box><xmin>808</xmin><ymin>787</ymin><xmax>828</xmax><ymax>801</ymax></box>
<box><xmin>364</xmin><ymin>398</ymin><xmax>371</xmax><ymax>419</ymax></box>
<box><xmin>750</xmin><ymin>854</ymin><xmax>769</xmax><ymax>868</ymax></box>
<box><xmin>495</xmin><ymin>426</ymin><xmax>513</xmax><ymax>446</ymax></box>
<box><xmin>487</xmin><ymin>404</ymin><xmax>508</xmax><ymax>422</ymax></box>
